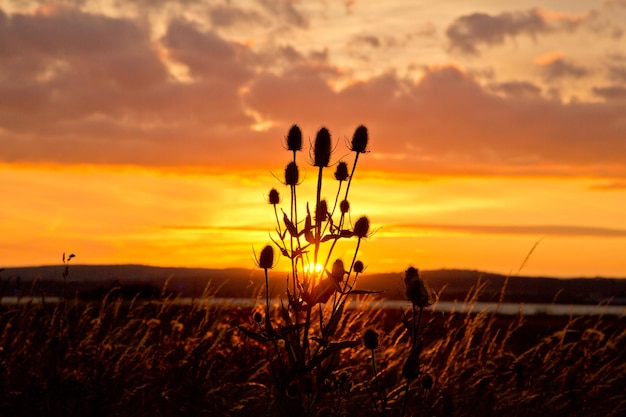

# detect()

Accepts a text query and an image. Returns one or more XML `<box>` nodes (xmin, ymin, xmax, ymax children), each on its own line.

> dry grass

<box><xmin>1</xmin><ymin>286</ymin><xmax>625</xmax><ymax>417</ymax></box>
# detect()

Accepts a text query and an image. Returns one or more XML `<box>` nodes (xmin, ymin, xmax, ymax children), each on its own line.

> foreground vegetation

<box><xmin>0</xmin><ymin>286</ymin><xmax>625</xmax><ymax>417</ymax></box>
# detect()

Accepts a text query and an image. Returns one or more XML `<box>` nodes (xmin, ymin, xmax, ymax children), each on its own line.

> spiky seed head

<box><xmin>313</xmin><ymin>127</ymin><xmax>332</xmax><ymax>167</ymax></box>
<box><xmin>363</xmin><ymin>328</ymin><xmax>379</xmax><ymax>350</ymax></box>
<box><xmin>353</xmin><ymin>260</ymin><xmax>364</xmax><ymax>273</ymax></box>
<box><xmin>253</xmin><ymin>311</ymin><xmax>263</xmax><ymax>323</ymax></box>
<box><xmin>316</xmin><ymin>199</ymin><xmax>328</xmax><ymax>223</ymax></box>
<box><xmin>331</xmin><ymin>259</ymin><xmax>346</xmax><ymax>282</ymax></box>
<box><xmin>351</xmin><ymin>125</ymin><xmax>369</xmax><ymax>153</ymax></box>
<box><xmin>404</xmin><ymin>267</ymin><xmax>432</xmax><ymax>307</ymax></box>
<box><xmin>286</xmin><ymin>124</ymin><xmax>302</xmax><ymax>151</ymax></box>
<box><xmin>402</xmin><ymin>349</ymin><xmax>420</xmax><ymax>380</ymax></box>
<box><xmin>340</xmin><ymin>199</ymin><xmax>350</xmax><ymax>214</ymax></box>
<box><xmin>258</xmin><ymin>245</ymin><xmax>274</xmax><ymax>269</ymax></box>
<box><xmin>421</xmin><ymin>373</ymin><xmax>434</xmax><ymax>390</ymax></box>
<box><xmin>301</xmin><ymin>374</ymin><xmax>316</xmax><ymax>394</ymax></box>
<box><xmin>334</xmin><ymin>161</ymin><xmax>349</xmax><ymax>181</ymax></box>
<box><xmin>284</xmin><ymin>162</ymin><xmax>299</xmax><ymax>186</ymax></box>
<box><xmin>268</xmin><ymin>188</ymin><xmax>280</xmax><ymax>205</ymax></box>
<box><xmin>353</xmin><ymin>216</ymin><xmax>370</xmax><ymax>238</ymax></box>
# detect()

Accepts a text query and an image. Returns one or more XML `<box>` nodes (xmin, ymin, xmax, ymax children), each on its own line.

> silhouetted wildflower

<box><xmin>285</xmin><ymin>162</ymin><xmax>299</xmax><ymax>186</ymax></box>
<box><xmin>286</xmin><ymin>124</ymin><xmax>302</xmax><ymax>151</ymax></box>
<box><xmin>334</xmin><ymin>161</ymin><xmax>349</xmax><ymax>181</ymax></box>
<box><xmin>350</xmin><ymin>125</ymin><xmax>369</xmax><ymax>153</ymax></box>
<box><xmin>268</xmin><ymin>188</ymin><xmax>280</xmax><ymax>205</ymax></box>
<box><xmin>404</xmin><ymin>267</ymin><xmax>432</xmax><ymax>308</ymax></box>
<box><xmin>353</xmin><ymin>216</ymin><xmax>370</xmax><ymax>239</ymax></box>
<box><xmin>363</xmin><ymin>328</ymin><xmax>379</xmax><ymax>350</ymax></box>
<box><xmin>258</xmin><ymin>245</ymin><xmax>274</xmax><ymax>269</ymax></box>
<box><xmin>313</xmin><ymin>127</ymin><xmax>332</xmax><ymax>167</ymax></box>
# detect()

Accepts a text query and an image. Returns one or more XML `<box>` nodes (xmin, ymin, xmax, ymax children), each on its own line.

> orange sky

<box><xmin>2</xmin><ymin>1</ymin><xmax>626</xmax><ymax>277</ymax></box>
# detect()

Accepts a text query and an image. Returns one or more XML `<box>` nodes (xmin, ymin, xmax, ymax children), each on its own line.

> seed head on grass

<box><xmin>404</xmin><ymin>266</ymin><xmax>432</xmax><ymax>308</ymax></box>
<box><xmin>363</xmin><ymin>328</ymin><xmax>379</xmax><ymax>350</ymax></box>
<box><xmin>353</xmin><ymin>260</ymin><xmax>364</xmax><ymax>273</ymax></box>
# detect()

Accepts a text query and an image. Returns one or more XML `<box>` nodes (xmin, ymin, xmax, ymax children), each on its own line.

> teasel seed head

<box><xmin>421</xmin><ymin>373</ymin><xmax>434</xmax><ymax>390</ymax></box>
<box><xmin>268</xmin><ymin>188</ymin><xmax>280</xmax><ymax>205</ymax></box>
<box><xmin>253</xmin><ymin>311</ymin><xmax>263</xmax><ymax>324</ymax></box>
<box><xmin>301</xmin><ymin>374</ymin><xmax>316</xmax><ymax>394</ymax></box>
<box><xmin>363</xmin><ymin>328</ymin><xmax>379</xmax><ymax>350</ymax></box>
<box><xmin>350</xmin><ymin>125</ymin><xmax>369</xmax><ymax>153</ymax></box>
<box><xmin>353</xmin><ymin>216</ymin><xmax>370</xmax><ymax>238</ymax></box>
<box><xmin>316</xmin><ymin>199</ymin><xmax>328</xmax><ymax>223</ymax></box>
<box><xmin>404</xmin><ymin>267</ymin><xmax>432</xmax><ymax>307</ymax></box>
<box><xmin>258</xmin><ymin>245</ymin><xmax>274</xmax><ymax>269</ymax></box>
<box><xmin>313</xmin><ymin>127</ymin><xmax>332</xmax><ymax>167</ymax></box>
<box><xmin>353</xmin><ymin>260</ymin><xmax>364</xmax><ymax>273</ymax></box>
<box><xmin>334</xmin><ymin>161</ymin><xmax>349</xmax><ymax>181</ymax></box>
<box><xmin>402</xmin><ymin>348</ymin><xmax>421</xmax><ymax>380</ymax></box>
<box><xmin>286</xmin><ymin>124</ymin><xmax>302</xmax><ymax>152</ymax></box>
<box><xmin>331</xmin><ymin>259</ymin><xmax>346</xmax><ymax>282</ymax></box>
<box><xmin>340</xmin><ymin>199</ymin><xmax>350</xmax><ymax>214</ymax></box>
<box><xmin>284</xmin><ymin>162</ymin><xmax>299</xmax><ymax>186</ymax></box>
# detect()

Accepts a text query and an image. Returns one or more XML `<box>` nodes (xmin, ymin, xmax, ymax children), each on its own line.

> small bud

<box><xmin>402</xmin><ymin>349</ymin><xmax>420</xmax><ymax>380</ymax></box>
<box><xmin>315</xmin><ymin>199</ymin><xmax>328</xmax><ymax>223</ymax></box>
<box><xmin>350</xmin><ymin>125</ymin><xmax>369</xmax><ymax>153</ymax></box>
<box><xmin>331</xmin><ymin>259</ymin><xmax>346</xmax><ymax>282</ymax></box>
<box><xmin>268</xmin><ymin>188</ymin><xmax>280</xmax><ymax>205</ymax></box>
<box><xmin>353</xmin><ymin>216</ymin><xmax>370</xmax><ymax>238</ymax></box>
<box><xmin>334</xmin><ymin>161</ymin><xmax>349</xmax><ymax>181</ymax></box>
<box><xmin>258</xmin><ymin>245</ymin><xmax>274</xmax><ymax>269</ymax></box>
<box><xmin>353</xmin><ymin>260</ymin><xmax>364</xmax><ymax>273</ymax></box>
<box><xmin>421</xmin><ymin>373</ymin><xmax>434</xmax><ymax>390</ymax></box>
<box><xmin>404</xmin><ymin>267</ymin><xmax>432</xmax><ymax>307</ymax></box>
<box><xmin>286</xmin><ymin>124</ymin><xmax>302</xmax><ymax>151</ymax></box>
<box><xmin>285</xmin><ymin>162</ymin><xmax>299</xmax><ymax>186</ymax></box>
<box><xmin>340</xmin><ymin>199</ymin><xmax>350</xmax><ymax>214</ymax></box>
<box><xmin>363</xmin><ymin>328</ymin><xmax>379</xmax><ymax>350</ymax></box>
<box><xmin>253</xmin><ymin>312</ymin><xmax>263</xmax><ymax>323</ymax></box>
<box><xmin>301</xmin><ymin>374</ymin><xmax>316</xmax><ymax>394</ymax></box>
<box><xmin>313</xmin><ymin>127</ymin><xmax>332</xmax><ymax>167</ymax></box>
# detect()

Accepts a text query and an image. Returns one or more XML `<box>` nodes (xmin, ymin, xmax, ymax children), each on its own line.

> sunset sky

<box><xmin>2</xmin><ymin>0</ymin><xmax>626</xmax><ymax>277</ymax></box>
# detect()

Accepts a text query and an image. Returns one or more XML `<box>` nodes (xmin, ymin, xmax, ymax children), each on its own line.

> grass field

<box><xmin>1</xmin><ymin>285</ymin><xmax>624</xmax><ymax>417</ymax></box>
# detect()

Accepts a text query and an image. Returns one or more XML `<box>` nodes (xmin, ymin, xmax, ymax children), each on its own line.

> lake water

<box><xmin>3</xmin><ymin>296</ymin><xmax>625</xmax><ymax>316</ymax></box>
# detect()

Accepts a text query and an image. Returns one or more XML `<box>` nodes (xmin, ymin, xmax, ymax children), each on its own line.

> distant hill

<box><xmin>2</xmin><ymin>264</ymin><xmax>626</xmax><ymax>305</ymax></box>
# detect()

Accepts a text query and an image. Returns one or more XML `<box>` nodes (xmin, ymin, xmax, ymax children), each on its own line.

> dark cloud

<box><xmin>446</xmin><ymin>8</ymin><xmax>590</xmax><ymax>55</ymax></box>
<box><xmin>392</xmin><ymin>223</ymin><xmax>626</xmax><ymax>238</ymax></box>
<box><xmin>257</xmin><ymin>0</ymin><xmax>309</xmax><ymax>29</ymax></box>
<box><xmin>208</xmin><ymin>4</ymin><xmax>266</xmax><ymax>28</ymax></box>
<box><xmin>1</xmin><ymin>6</ymin><xmax>625</xmax><ymax>179</ymax></box>
<box><xmin>538</xmin><ymin>56</ymin><xmax>589</xmax><ymax>81</ymax></box>
<box><xmin>593</xmin><ymin>85</ymin><xmax>626</xmax><ymax>100</ymax></box>
<box><xmin>489</xmin><ymin>81</ymin><xmax>543</xmax><ymax>99</ymax></box>
<box><xmin>246</xmin><ymin>64</ymin><xmax>626</xmax><ymax>177</ymax></box>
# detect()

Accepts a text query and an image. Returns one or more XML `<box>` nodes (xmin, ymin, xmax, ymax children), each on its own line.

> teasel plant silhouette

<box><xmin>243</xmin><ymin>124</ymin><xmax>381</xmax><ymax>416</ymax></box>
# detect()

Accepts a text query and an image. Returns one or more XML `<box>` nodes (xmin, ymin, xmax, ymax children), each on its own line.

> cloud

<box><xmin>208</xmin><ymin>4</ymin><xmax>266</xmax><ymax>28</ymax></box>
<box><xmin>391</xmin><ymin>223</ymin><xmax>626</xmax><ymax>238</ymax></box>
<box><xmin>534</xmin><ymin>52</ymin><xmax>589</xmax><ymax>81</ymax></box>
<box><xmin>1</xmin><ymin>5</ymin><xmax>626</xmax><ymax>179</ymax></box>
<box><xmin>593</xmin><ymin>85</ymin><xmax>626</xmax><ymax>100</ymax></box>
<box><xmin>446</xmin><ymin>8</ymin><xmax>592</xmax><ymax>55</ymax></box>
<box><xmin>257</xmin><ymin>0</ymin><xmax>309</xmax><ymax>29</ymax></box>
